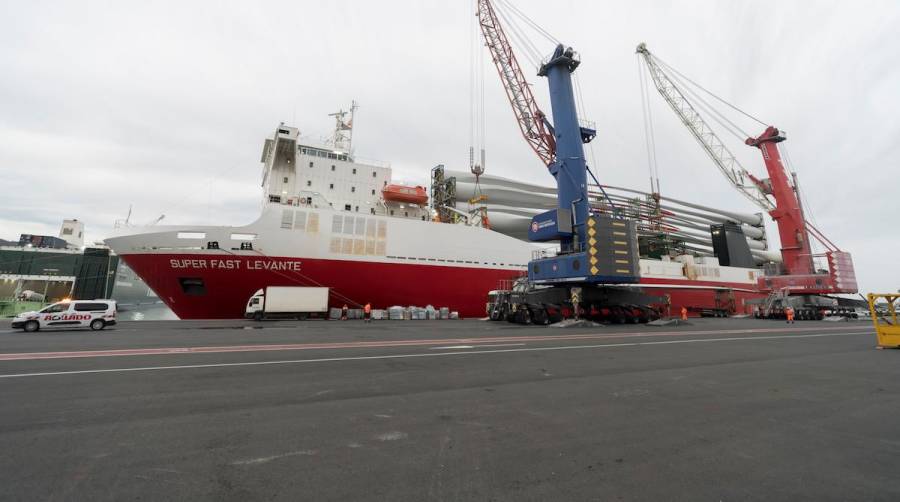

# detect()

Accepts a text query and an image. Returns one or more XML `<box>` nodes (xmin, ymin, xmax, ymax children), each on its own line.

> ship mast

<box><xmin>328</xmin><ymin>100</ymin><xmax>357</xmax><ymax>155</ymax></box>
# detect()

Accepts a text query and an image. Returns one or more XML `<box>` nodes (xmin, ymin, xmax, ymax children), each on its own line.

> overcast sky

<box><xmin>2</xmin><ymin>0</ymin><xmax>898</xmax><ymax>293</ymax></box>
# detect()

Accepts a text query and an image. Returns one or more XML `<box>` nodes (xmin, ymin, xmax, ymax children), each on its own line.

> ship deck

<box><xmin>0</xmin><ymin>318</ymin><xmax>895</xmax><ymax>500</ymax></box>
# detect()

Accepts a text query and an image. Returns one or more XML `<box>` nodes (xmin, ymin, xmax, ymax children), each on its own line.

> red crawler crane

<box><xmin>636</xmin><ymin>43</ymin><xmax>857</xmax><ymax>317</ymax></box>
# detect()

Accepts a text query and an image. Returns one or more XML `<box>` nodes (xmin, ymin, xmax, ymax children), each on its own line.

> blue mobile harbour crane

<box><xmin>477</xmin><ymin>1</ymin><xmax>662</xmax><ymax>324</ymax></box>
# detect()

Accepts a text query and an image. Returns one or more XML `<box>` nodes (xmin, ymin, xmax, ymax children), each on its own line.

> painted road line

<box><xmin>0</xmin><ymin>326</ymin><xmax>871</xmax><ymax>362</ymax></box>
<box><xmin>0</xmin><ymin>331</ymin><xmax>868</xmax><ymax>379</ymax></box>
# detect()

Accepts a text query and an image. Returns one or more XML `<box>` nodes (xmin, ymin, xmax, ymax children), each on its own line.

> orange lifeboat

<box><xmin>382</xmin><ymin>184</ymin><xmax>428</xmax><ymax>205</ymax></box>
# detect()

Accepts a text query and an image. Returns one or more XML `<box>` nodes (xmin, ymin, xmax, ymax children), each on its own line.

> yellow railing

<box><xmin>867</xmin><ymin>293</ymin><xmax>900</xmax><ymax>349</ymax></box>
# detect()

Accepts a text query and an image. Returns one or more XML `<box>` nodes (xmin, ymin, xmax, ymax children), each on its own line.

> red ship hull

<box><xmin>122</xmin><ymin>253</ymin><xmax>767</xmax><ymax>320</ymax></box>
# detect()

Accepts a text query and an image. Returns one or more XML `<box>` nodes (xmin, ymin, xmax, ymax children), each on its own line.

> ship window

<box><xmin>384</xmin><ymin>181</ymin><xmax>388</xmax><ymax>186</ymax></box>
<box><xmin>390</xmin><ymin>210</ymin><xmax>394</xmax><ymax>216</ymax></box>
<box><xmin>351</xmin><ymin>186</ymin><xmax>356</xmax><ymax>193</ymax></box>
<box><xmin>370</xmin><ymin>208</ymin><xmax>375</xmax><ymax>215</ymax></box>
<box><xmin>231</xmin><ymin>233</ymin><xmax>257</xmax><ymax>241</ymax></box>
<box><xmin>355</xmin><ymin>217</ymin><xmax>366</xmax><ymax>236</ymax></box>
<box><xmin>283</xmin><ymin>177</ymin><xmax>289</xmax><ymax>183</ymax></box>
<box><xmin>332</xmin><ymin>215</ymin><xmax>343</xmax><ymax>233</ymax></box>
<box><xmin>307</xmin><ymin>180</ymin><xmax>312</xmax><ymax>187</ymax></box>
<box><xmin>281</xmin><ymin>209</ymin><xmax>294</xmax><ymax>229</ymax></box>
<box><xmin>344</xmin><ymin>204</ymin><xmax>351</xmax><ymax>211</ymax></box>
<box><xmin>404</xmin><ymin>212</ymin><xmax>408</xmax><ymax>217</ymax></box>
<box><xmin>269</xmin><ymin>195</ymin><xmax>281</xmax><ymax>203</ymax></box>
<box><xmin>177</xmin><ymin>232</ymin><xmax>206</xmax><ymax>239</ymax></box>
<box><xmin>328</xmin><ymin>153</ymin><xmax>336</xmax><ymax>159</ymax></box>
<box><xmin>352</xmin><ymin>168</ymin><xmax>357</xmax><ymax>174</ymax></box>
<box><xmin>331</xmin><ymin>165</ymin><xmax>335</xmax><ymax>171</ymax></box>
<box><xmin>329</xmin><ymin>183</ymin><xmax>334</xmax><ymax>189</ymax></box>
<box><xmin>344</xmin><ymin>215</ymin><xmax>355</xmax><ymax>234</ymax></box>
<box><xmin>366</xmin><ymin>219</ymin><xmax>376</xmax><ymax>237</ymax></box>
<box><xmin>355</xmin><ymin>206</ymin><xmax>359</xmax><ymax>212</ymax></box>
<box><xmin>372</xmin><ymin>171</ymin><xmax>377</xmax><ymax>177</ymax></box>
<box><xmin>62</xmin><ymin>228</ymin><xmax>73</xmax><ymax>235</ymax></box>
<box><xmin>294</xmin><ymin>211</ymin><xmax>307</xmax><ymax>231</ymax></box>
<box><xmin>178</xmin><ymin>277</ymin><xmax>206</xmax><ymax>296</ymax></box>
<box><xmin>371</xmin><ymin>189</ymin><xmax>376</xmax><ymax>195</ymax></box>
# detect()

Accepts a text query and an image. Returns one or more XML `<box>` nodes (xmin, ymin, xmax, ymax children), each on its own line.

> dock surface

<box><xmin>0</xmin><ymin>318</ymin><xmax>894</xmax><ymax>501</ymax></box>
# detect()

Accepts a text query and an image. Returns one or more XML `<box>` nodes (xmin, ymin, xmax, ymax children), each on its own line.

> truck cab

<box><xmin>246</xmin><ymin>290</ymin><xmax>265</xmax><ymax>320</ymax></box>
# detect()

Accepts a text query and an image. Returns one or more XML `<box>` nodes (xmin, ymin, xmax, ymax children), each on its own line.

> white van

<box><xmin>11</xmin><ymin>300</ymin><xmax>117</xmax><ymax>332</ymax></box>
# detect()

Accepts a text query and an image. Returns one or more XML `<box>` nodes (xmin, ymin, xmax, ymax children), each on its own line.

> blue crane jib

<box><xmin>526</xmin><ymin>45</ymin><xmax>639</xmax><ymax>285</ymax></box>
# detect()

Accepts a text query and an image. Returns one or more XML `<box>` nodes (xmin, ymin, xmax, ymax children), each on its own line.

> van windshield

<box><xmin>39</xmin><ymin>303</ymin><xmax>69</xmax><ymax>313</ymax></box>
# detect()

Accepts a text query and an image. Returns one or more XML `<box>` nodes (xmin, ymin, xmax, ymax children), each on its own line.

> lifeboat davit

<box><xmin>382</xmin><ymin>184</ymin><xmax>428</xmax><ymax>205</ymax></box>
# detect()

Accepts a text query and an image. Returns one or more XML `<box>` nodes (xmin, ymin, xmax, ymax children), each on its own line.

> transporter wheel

<box><xmin>253</xmin><ymin>311</ymin><xmax>263</xmax><ymax>321</ymax></box>
<box><xmin>532</xmin><ymin>308</ymin><xmax>549</xmax><ymax>326</ymax></box>
<box><xmin>23</xmin><ymin>320</ymin><xmax>39</xmax><ymax>333</ymax></box>
<box><xmin>90</xmin><ymin>319</ymin><xmax>106</xmax><ymax>331</ymax></box>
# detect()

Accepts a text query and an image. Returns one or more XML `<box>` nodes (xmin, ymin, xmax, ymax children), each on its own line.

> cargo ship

<box><xmin>104</xmin><ymin>112</ymin><xmax>778</xmax><ymax>319</ymax></box>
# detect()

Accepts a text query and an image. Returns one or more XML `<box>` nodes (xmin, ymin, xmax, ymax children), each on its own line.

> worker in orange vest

<box><xmin>680</xmin><ymin>306</ymin><xmax>688</xmax><ymax>321</ymax></box>
<box><xmin>364</xmin><ymin>302</ymin><xmax>372</xmax><ymax>323</ymax></box>
<box><xmin>341</xmin><ymin>304</ymin><xmax>348</xmax><ymax>320</ymax></box>
<box><xmin>785</xmin><ymin>306</ymin><xmax>795</xmax><ymax>324</ymax></box>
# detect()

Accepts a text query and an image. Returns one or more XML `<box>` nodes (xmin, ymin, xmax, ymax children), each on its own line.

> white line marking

<box><xmin>431</xmin><ymin>345</ymin><xmax>475</xmax><ymax>350</ymax></box>
<box><xmin>478</xmin><ymin>343</ymin><xmax>526</xmax><ymax>348</ymax></box>
<box><xmin>0</xmin><ymin>331</ymin><xmax>869</xmax><ymax>380</ymax></box>
<box><xmin>231</xmin><ymin>449</ymin><xmax>317</xmax><ymax>465</ymax></box>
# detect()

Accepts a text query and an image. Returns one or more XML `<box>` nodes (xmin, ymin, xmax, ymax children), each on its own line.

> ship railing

<box><xmin>351</xmin><ymin>156</ymin><xmax>391</xmax><ymax>169</ymax></box>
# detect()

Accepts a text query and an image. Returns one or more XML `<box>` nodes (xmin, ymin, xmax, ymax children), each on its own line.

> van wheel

<box><xmin>90</xmin><ymin>319</ymin><xmax>106</xmax><ymax>331</ymax></box>
<box><xmin>23</xmin><ymin>320</ymin><xmax>39</xmax><ymax>333</ymax></box>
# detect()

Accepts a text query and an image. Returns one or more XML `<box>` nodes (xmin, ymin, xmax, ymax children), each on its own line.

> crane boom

<box><xmin>636</xmin><ymin>43</ymin><xmax>773</xmax><ymax>212</ymax></box>
<box><xmin>477</xmin><ymin>0</ymin><xmax>556</xmax><ymax>166</ymax></box>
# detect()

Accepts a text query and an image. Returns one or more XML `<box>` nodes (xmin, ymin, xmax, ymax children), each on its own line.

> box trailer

<box><xmin>245</xmin><ymin>287</ymin><xmax>329</xmax><ymax>320</ymax></box>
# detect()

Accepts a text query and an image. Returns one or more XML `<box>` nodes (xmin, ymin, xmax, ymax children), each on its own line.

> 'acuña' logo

<box><xmin>531</xmin><ymin>221</ymin><xmax>539</xmax><ymax>233</ymax></box>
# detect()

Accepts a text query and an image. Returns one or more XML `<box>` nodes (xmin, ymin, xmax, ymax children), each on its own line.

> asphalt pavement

<box><xmin>0</xmin><ymin>317</ymin><xmax>894</xmax><ymax>501</ymax></box>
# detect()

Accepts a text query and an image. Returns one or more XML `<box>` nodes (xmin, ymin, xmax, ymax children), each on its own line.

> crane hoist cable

<box><xmin>637</xmin><ymin>56</ymin><xmax>660</xmax><ymax>195</ymax></box>
<box><xmin>496</xmin><ymin>0</ymin><xmax>560</xmax><ymax>46</ymax></box>
<box><xmin>653</xmin><ymin>55</ymin><xmax>769</xmax><ymax>129</ymax></box>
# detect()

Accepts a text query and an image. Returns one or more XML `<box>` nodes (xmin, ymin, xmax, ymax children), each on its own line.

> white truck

<box><xmin>245</xmin><ymin>286</ymin><xmax>329</xmax><ymax>320</ymax></box>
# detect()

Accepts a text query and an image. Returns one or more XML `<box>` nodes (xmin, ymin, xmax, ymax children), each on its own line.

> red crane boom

<box><xmin>476</xmin><ymin>0</ymin><xmax>556</xmax><ymax>167</ymax></box>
